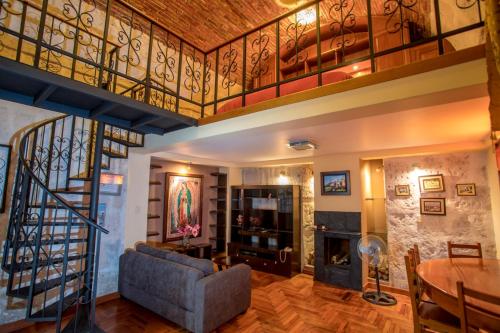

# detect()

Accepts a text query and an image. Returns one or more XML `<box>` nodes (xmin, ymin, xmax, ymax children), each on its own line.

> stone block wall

<box><xmin>384</xmin><ymin>150</ymin><xmax>497</xmax><ymax>289</ymax></box>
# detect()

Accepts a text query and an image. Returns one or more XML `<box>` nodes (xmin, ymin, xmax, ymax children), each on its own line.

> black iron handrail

<box><xmin>18</xmin><ymin>115</ymin><xmax>109</xmax><ymax>234</ymax></box>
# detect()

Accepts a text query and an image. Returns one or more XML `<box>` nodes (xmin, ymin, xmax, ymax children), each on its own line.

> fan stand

<box><xmin>362</xmin><ymin>266</ymin><xmax>397</xmax><ymax>306</ymax></box>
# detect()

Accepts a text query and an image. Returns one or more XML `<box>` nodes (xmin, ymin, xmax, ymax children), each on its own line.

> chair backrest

<box><xmin>405</xmin><ymin>252</ymin><xmax>422</xmax><ymax>327</ymax></box>
<box><xmin>413</xmin><ymin>243</ymin><xmax>421</xmax><ymax>265</ymax></box>
<box><xmin>456</xmin><ymin>281</ymin><xmax>500</xmax><ymax>332</ymax></box>
<box><xmin>447</xmin><ymin>241</ymin><xmax>483</xmax><ymax>259</ymax></box>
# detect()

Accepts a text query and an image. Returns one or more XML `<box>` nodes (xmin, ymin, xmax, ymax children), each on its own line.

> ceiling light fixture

<box><xmin>287</xmin><ymin>140</ymin><xmax>318</xmax><ymax>151</ymax></box>
<box><xmin>297</xmin><ymin>8</ymin><xmax>316</xmax><ymax>24</ymax></box>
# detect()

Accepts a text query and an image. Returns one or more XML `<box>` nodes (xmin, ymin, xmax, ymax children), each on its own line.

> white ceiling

<box><xmin>155</xmin><ymin>97</ymin><xmax>491</xmax><ymax>165</ymax></box>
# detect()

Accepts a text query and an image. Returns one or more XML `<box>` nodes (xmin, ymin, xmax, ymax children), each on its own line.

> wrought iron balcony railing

<box><xmin>0</xmin><ymin>0</ymin><xmax>486</xmax><ymax>121</ymax></box>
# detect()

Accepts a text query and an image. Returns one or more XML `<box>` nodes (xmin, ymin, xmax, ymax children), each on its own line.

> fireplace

<box><xmin>325</xmin><ymin>237</ymin><xmax>351</xmax><ymax>267</ymax></box>
<box><xmin>314</xmin><ymin>211</ymin><xmax>362</xmax><ymax>290</ymax></box>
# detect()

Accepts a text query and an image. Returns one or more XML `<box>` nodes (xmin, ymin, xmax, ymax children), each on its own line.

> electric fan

<box><xmin>357</xmin><ymin>235</ymin><xmax>397</xmax><ymax>306</ymax></box>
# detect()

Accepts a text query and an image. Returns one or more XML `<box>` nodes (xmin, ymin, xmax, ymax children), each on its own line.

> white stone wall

<box><xmin>384</xmin><ymin>150</ymin><xmax>497</xmax><ymax>289</ymax></box>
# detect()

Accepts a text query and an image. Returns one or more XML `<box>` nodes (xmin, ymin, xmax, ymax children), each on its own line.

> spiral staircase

<box><xmin>1</xmin><ymin>115</ymin><xmax>144</xmax><ymax>332</ymax></box>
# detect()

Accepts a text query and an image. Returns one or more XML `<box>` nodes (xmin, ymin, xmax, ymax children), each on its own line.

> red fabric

<box><xmin>216</xmin><ymin>71</ymin><xmax>351</xmax><ymax>114</ymax></box>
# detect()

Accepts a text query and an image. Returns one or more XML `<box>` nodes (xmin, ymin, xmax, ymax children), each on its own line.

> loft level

<box><xmin>0</xmin><ymin>0</ymin><xmax>486</xmax><ymax>124</ymax></box>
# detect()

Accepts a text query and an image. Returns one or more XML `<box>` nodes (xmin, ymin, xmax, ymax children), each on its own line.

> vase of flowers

<box><xmin>179</xmin><ymin>224</ymin><xmax>200</xmax><ymax>247</ymax></box>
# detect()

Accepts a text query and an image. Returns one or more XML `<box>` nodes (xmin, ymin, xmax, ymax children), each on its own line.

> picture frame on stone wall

<box><xmin>321</xmin><ymin>170</ymin><xmax>351</xmax><ymax>195</ymax></box>
<box><xmin>456</xmin><ymin>183</ymin><xmax>476</xmax><ymax>196</ymax></box>
<box><xmin>0</xmin><ymin>144</ymin><xmax>12</xmax><ymax>214</ymax></box>
<box><xmin>420</xmin><ymin>198</ymin><xmax>446</xmax><ymax>216</ymax></box>
<box><xmin>395</xmin><ymin>184</ymin><xmax>410</xmax><ymax>196</ymax></box>
<box><xmin>418</xmin><ymin>174</ymin><xmax>444</xmax><ymax>193</ymax></box>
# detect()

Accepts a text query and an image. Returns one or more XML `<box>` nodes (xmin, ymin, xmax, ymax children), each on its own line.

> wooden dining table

<box><xmin>417</xmin><ymin>258</ymin><xmax>500</xmax><ymax>331</ymax></box>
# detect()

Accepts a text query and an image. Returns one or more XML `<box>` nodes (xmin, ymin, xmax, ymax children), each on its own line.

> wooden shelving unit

<box><xmin>228</xmin><ymin>185</ymin><xmax>301</xmax><ymax>277</ymax></box>
<box><xmin>147</xmin><ymin>164</ymin><xmax>162</xmax><ymax>240</ymax></box>
<box><xmin>210</xmin><ymin>172</ymin><xmax>227</xmax><ymax>255</ymax></box>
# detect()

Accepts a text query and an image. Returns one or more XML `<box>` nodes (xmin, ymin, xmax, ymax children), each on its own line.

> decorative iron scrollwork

<box><xmin>155</xmin><ymin>38</ymin><xmax>177</xmax><ymax>83</ymax></box>
<box><xmin>456</xmin><ymin>0</ymin><xmax>479</xmax><ymax>9</ymax></box>
<box><xmin>221</xmin><ymin>44</ymin><xmax>238</xmax><ymax>95</ymax></box>
<box><xmin>328</xmin><ymin>0</ymin><xmax>357</xmax><ymax>54</ymax></box>
<box><xmin>383</xmin><ymin>0</ymin><xmax>423</xmax><ymax>35</ymax></box>
<box><xmin>117</xmin><ymin>15</ymin><xmax>143</xmax><ymax>67</ymax></box>
<box><xmin>184</xmin><ymin>52</ymin><xmax>202</xmax><ymax>99</ymax></box>
<box><xmin>0</xmin><ymin>0</ymin><xmax>23</xmax><ymax>51</ymax></box>
<box><xmin>250</xmin><ymin>31</ymin><xmax>270</xmax><ymax>79</ymax></box>
<box><xmin>285</xmin><ymin>15</ymin><xmax>310</xmax><ymax>71</ymax></box>
<box><xmin>203</xmin><ymin>59</ymin><xmax>212</xmax><ymax>96</ymax></box>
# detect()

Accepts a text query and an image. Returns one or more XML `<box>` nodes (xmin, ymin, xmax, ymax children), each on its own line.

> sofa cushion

<box><xmin>136</xmin><ymin>242</ymin><xmax>172</xmax><ymax>258</ymax></box>
<box><xmin>163</xmin><ymin>251</ymin><xmax>214</xmax><ymax>276</ymax></box>
<box><xmin>135</xmin><ymin>243</ymin><xmax>214</xmax><ymax>276</ymax></box>
<box><xmin>120</xmin><ymin>250</ymin><xmax>204</xmax><ymax>311</ymax></box>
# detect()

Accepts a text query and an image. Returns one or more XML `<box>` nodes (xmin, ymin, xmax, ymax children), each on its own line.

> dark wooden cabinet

<box><xmin>209</xmin><ymin>172</ymin><xmax>227</xmax><ymax>255</ymax></box>
<box><xmin>228</xmin><ymin>185</ymin><xmax>301</xmax><ymax>277</ymax></box>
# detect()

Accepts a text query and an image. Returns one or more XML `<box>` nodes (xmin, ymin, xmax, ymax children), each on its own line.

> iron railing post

<box><xmin>98</xmin><ymin>0</ymin><xmax>113</xmax><ymax>88</ymax></box>
<box><xmin>33</xmin><ymin>0</ymin><xmax>49</xmax><ymax>68</ymax></box>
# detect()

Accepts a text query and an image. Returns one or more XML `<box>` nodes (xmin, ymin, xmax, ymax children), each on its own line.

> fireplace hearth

<box><xmin>314</xmin><ymin>211</ymin><xmax>362</xmax><ymax>290</ymax></box>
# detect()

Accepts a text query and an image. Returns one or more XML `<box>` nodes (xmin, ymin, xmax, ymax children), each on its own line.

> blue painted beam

<box><xmin>33</xmin><ymin>85</ymin><xmax>57</xmax><ymax>106</ymax></box>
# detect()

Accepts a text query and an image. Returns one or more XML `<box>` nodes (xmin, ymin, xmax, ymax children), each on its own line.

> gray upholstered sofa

<box><xmin>118</xmin><ymin>243</ymin><xmax>251</xmax><ymax>333</ymax></box>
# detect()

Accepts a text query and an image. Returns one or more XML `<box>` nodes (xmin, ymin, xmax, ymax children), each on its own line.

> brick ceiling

<box><xmin>119</xmin><ymin>0</ymin><xmax>307</xmax><ymax>52</ymax></box>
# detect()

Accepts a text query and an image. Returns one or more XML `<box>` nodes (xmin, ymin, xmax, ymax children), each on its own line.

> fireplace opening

<box><xmin>324</xmin><ymin>237</ymin><xmax>351</xmax><ymax>267</ymax></box>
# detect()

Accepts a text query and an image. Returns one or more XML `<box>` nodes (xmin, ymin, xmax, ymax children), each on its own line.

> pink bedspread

<box><xmin>217</xmin><ymin>71</ymin><xmax>352</xmax><ymax>114</ymax></box>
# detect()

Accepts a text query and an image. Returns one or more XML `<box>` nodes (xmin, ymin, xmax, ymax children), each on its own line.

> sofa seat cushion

<box><xmin>120</xmin><ymin>250</ymin><xmax>204</xmax><ymax>311</ymax></box>
<box><xmin>135</xmin><ymin>243</ymin><xmax>214</xmax><ymax>276</ymax></box>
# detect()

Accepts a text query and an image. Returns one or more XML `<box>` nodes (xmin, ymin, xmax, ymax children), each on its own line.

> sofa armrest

<box><xmin>194</xmin><ymin>264</ymin><xmax>251</xmax><ymax>333</ymax></box>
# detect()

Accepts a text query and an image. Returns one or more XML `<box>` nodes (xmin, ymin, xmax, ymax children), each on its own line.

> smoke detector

<box><xmin>287</xmin><ymin>140</ymin><xmax>318</xmax><ymax>151</ymax></box>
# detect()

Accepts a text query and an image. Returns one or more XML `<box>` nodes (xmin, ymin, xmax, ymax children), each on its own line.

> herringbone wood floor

<box><xmin>15</xmin><ymin>271</ymin><xmax>413</xmax><ymax>333</ymax></box>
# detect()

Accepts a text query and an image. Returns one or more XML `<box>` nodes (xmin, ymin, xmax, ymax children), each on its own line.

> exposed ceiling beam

<box><xmin>33</xmin><ymin>84</ymin><xmax>57</xmax><ymax>106</ymax></box>
<box><xmin>131</xmin><ymin>114</ymin><xmax>161</xmax><ymax>129</ymax></box>
<box><xmin>90</xmin><ymin>102</ymin><xmax>118</xmax><ymax>118</ymax></box>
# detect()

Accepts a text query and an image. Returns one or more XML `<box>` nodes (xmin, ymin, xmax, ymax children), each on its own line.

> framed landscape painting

<box><xmin>419</xmin><ymin>174</ymin><xmax>444</xmax><ymax>193</ymax></box>
<box><xmin>0</xmin><ymin>144</ymin><xmax>11</xmax><ymax>214</ymax></box>
<box><xmin>164</xmin><ymin>173</ymin><xmax>203</xmax><ymax>241</ymax></box>
<box><xmin>420</xmin><ymin>198</ymin><xmax>446</xmax><ymax>216</ymax></box>
<box><xmin>456</xmin><ymin>183</ymin><xmax>476</xmax><ymax>196</ymax></box>
<box><xmin>321</xmin><ymin>171</ymin><xmax>350</xmax><ymax>195</ymax></box>
<box><xmin>395</xmin><ymin>185</ymin><xmax>410</xmax><ymax>196</ymax></box>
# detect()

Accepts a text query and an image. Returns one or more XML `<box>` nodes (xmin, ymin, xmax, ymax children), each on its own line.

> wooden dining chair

<box><xmin>405</xmin><ymin>254</ymin><xmax>460</xmax><ymax>333</ymax></box>
<box><xmin>456</xmin><ymin>281</ymin><xmax>500</xmax><ymax>332</ymax></box>
<box><xmin>413</xmin><ymin>244</ymin><xmax>422</xmax><ymax>265</ymax></box>
<box><xmin>408</xmin><ymin>247</ymin><xmax>435</xmax><ymax>304</ymax></box>
<box><xmin>447</xmin><ymin>241</ymin><xmax>483</xmax><ymax>259</ymax></box>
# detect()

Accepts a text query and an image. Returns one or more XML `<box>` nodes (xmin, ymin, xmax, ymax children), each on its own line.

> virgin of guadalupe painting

<box><xmin>164</xmin><ymin>173</ymin><xmax>203</xmax><ymax>241</ymax></box>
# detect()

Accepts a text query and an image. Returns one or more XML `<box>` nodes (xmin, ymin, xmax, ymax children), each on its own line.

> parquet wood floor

<box><xmin>14</xmin><ymin>271</ymin><xmax>413</xmax><ymax>333</ymax></box>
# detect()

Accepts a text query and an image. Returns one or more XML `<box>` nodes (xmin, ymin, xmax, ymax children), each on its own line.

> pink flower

<box><xmin>191</xmin><ymin>224</ymin><xmax>200</xmax><ymax>237</ymax></box>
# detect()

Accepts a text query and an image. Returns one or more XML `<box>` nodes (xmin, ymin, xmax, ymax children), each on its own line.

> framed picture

<box><xmin>395</xmin><ymin>184</ymin><xmax>410</xmax><ymax>196</ymax></box>
<box><xmin>321</xmin><ymin>171</ymin><xmax>351</xmax><ymax>196</ymax></box>
<box><xmin>456</xmin><ymin>183</ymin><xmax>476</xmax><ymax>196</ymax></box>
<box><xmin>164</xmin><ymin>173</ymin><xmax>203</xmax><ymax>241</ymax></box>
<box><xmin>420</xmin><ymin>198</ymin><xmax>446</xmax><ymax>216</ymax></box>
<box><xmin>100</xmin><ymin>173</ymin><xmax>124</xmax><ymax>196</ymax></box>
<box><xmin>0</xmin><ymin>144</ymin><xmax>12</xmax><ymax>214</ymax></box>
<box><xmin>419</xmin><ymin>174</ymin><xmax>444</xmax><ymax>193</ymax></box>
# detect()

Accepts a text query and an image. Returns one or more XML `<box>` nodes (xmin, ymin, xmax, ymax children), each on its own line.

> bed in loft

<box><xmin>216</xmin><ymin>15</ymin><xmax>454</xmax><ymax>114</ymax></box>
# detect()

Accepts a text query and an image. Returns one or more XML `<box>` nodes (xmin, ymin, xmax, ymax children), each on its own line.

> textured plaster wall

<box><xmin>384</xmin><ymin>150</ymin><xmax>497</xmax><ymax>289</ymax></box>
<box><xmin>241</xmin><ymin>165</ymin><xmax>315</xmax><ymax>267</ymax></box>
